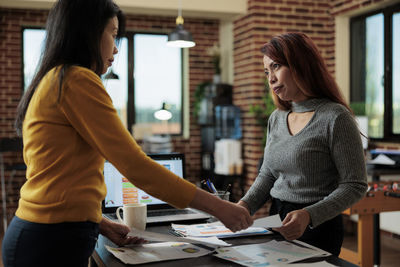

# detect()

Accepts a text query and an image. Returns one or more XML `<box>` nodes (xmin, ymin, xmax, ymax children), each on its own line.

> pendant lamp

<box><xmin>154</xmin><ymin>102</ymin><xmax>172</xmax><ymax>121</ymax></box>
<box><xmin>167</xmin><ymin>0</ymin><xmax>195</xmax><ymax>48</ymax></box>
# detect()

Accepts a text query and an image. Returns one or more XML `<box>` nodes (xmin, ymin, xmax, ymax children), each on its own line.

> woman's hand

<box><xmin>237</xmin><ymin>200</ymin><xmax>250</xmax><ymax>212</ymax></box>
<box><xmin>272</xmin><ymin>209</ymin><xmax>310</xmax><ymax>240</ymax></box>
<box><xmin>99</xmin><ymin>217</ymin><xmax>146</xmax><ymax>246</ymax></box>
<box><xmin>189</xmin><ymin>188</ymin><xmax>253</xmax><ymax>232</ymax></box>
<box><xmin>216</xmin><ymin>201</ymin><xmax>253</xmax><ymax>232</ymax></box>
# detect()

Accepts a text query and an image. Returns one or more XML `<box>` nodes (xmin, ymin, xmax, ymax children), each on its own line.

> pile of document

<box><xmin>141</xmin><ymin>135</ymin><xmax>172</xmax><ymax>154</ymax></box>
<box><xmin>171</xmin><ymin>221</ymin><xmax>270</xmax><ymax>238</ymax></box>
<box><xmin>367</xmin><ymin>148</ymin><xmax>400</xmax><ymax>166</ymax></box>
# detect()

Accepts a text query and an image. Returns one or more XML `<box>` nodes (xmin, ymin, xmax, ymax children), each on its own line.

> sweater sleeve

<box><xmin>59</xmin><ymin>68</ymin><xmax>196</xmax><ymax>209</ymax></box>
<box><xmin>241</xmin><ymin>116</ymin><xmax>277</xmax><ymax>215</ymax></box>
<box><xmin>305</xmin><ymin>111</ymin><xmax>368</xmax><ymax>227</ymax></box>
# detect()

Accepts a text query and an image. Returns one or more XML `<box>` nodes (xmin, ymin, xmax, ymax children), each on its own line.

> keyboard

<box><xmin>105</xmin><ymin>213</ymin><xmax>118</xmax><ymax>220</ymax></box>
<box><xmin>147</xmin><ymin>209</ymin><xmax>195</xmax><ymax>217</ymax></box>
<box><xmin>105</xmin><ymin>208</ymin><xmax>195</xmax><ymax>220</ymax></box>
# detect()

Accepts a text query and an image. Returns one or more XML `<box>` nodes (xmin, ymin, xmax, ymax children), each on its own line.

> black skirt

<box><xmin>270</xmin><ymin>198</ymin><xmax>344</xmax><ymax>256</ymax></box>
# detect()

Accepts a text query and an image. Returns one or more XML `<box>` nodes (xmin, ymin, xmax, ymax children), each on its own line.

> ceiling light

<box><xmin>154</xmin><ymin>102</ymin><xmax>172</xmax><ymax>121</ymax></box>
<box><xmin>167</xmin><ymin>0</ymin><xmax>195</xmax><ymax>48</ymax></box>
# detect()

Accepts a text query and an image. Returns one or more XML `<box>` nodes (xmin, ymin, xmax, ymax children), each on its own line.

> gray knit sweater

<box><xmin>241</xmin><ymin>98</ymin><xmax>368</xmax><ymax>227</ymax></box>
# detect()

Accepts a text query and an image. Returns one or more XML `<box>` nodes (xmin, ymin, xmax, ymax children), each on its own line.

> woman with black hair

<box><xmin>2</xmin><ymin>0</ymin><xmax>252</xmax><ymax>266</ymax></box>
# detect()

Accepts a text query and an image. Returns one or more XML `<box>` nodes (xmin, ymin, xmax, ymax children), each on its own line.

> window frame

<box><xmin>21</xmin><ymin>29</ymin><xmax>185</xmax><ymax>137</ymax></box>
<box><xmin>126</xmin><ymin>31</ymin><xmax>185</xmax><ymax>137</ymax></box>
<box><xmin>350</xmin><ymin>3</ymin><xmax>400</xmax><ymax>142</ymax></box>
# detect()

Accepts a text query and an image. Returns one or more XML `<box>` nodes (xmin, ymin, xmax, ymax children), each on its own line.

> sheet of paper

<box><xmin>128</xmin><ymin>228</ymin><xmax>230</xmax><ymax>247</ymax></box>
<box><xmin>171</xmin><ymin>221</ymin><xmax>270</xmax><ymax>238</ymax></box>
<box><xmin>367</xmin><ymin>154</ymin><xmax>396</xmax><ymax>165</ymax></box>
<box><xmin>251</xmin><ymin>214</ymin><xmax>283</xmax><ymax>228</ymax></box>
<box><xmin>106</xmin><ymin>242</ymin><xmax>212</xmax><ymax>265</ymax></box>
<box><xmin>279</xmin><ymin>261</ymin><xmax>337</xmax><ymax>267</ymax></box>
<box><xmin>290</xmin><ymin>239</ymin><xmax>331</xmax><ymax>257</ymax></box>
<box><xmin>214</xmin><ymin>239</ymin><xmax>330</xmax><ymax>267</ymax></box>
<box><xmin>268</xmin><ymin>240</ymin><xmax>330</xmax><ymax>258</ymax></box>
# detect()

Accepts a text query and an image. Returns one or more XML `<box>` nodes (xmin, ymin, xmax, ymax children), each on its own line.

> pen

<box><xmin>168</xmin><ymin>229</ymin><xmax>185</xmax><ymax>237</ymax></box>
<box><xmin>223</xmin><ymin>183</ymin><xmax>231</xmax><ymax>197</ymax></box>
<box><xmin>202</xmin><ymin>179</ymin><xmax>213</xmax><ymax>193</ymax></box>
<box><xmin>200</xmin><ymin>179</ymin><xmax>207</xmax><ymax>189</ymax></box>
<box><xmin>206</xmin><ymin>179</ymin><xmax>218</xmax><ymax>193</ymax></box>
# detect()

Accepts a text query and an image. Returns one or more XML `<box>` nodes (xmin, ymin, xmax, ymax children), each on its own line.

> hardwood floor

<box><xmin>342</xmin><ymin>230</ymin><xmax>400</xmax><ymax>267</ymax></box>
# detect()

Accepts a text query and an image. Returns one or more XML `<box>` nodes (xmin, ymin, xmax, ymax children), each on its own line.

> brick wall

<box><xmin>0</xmin><ymin>8</ymin><xmax>49</xmax><ymax>227</ymax></box>
<box><xmin>330</xmin><ymin>0</ymin><xmax>385</xmax><ymax>15</ymax></box>
<box><xmin>0</xmin><ymin>7</ymin><xmax>219</xmax><ymax>225</ymax></box>
<box><xmin>0</xmin><ymin>0</ymin><xmax>395</xmax><ymax>222</ymax></box>
<box><xmin>233</xmin><ymin>0</ymin><xmax>388</xmax><ymax>218</ymax></box>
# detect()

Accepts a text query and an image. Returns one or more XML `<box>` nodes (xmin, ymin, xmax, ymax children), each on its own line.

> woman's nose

<box><xmin>269</xmin><ymin>73</ymin><xmax>276</xmax><ymax>84</ymax></box>
<box><xmin>113</xmin><ymin>45</ymin><xmax>118</xmax><ymax>55</ymax></box>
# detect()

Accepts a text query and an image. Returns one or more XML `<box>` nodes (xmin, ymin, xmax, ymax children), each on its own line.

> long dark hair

<box><xmin>261</xmin><ymin>32</ymin><xmax>351</xmax><ymax>112</ymax></box>
<box><xmin>15</xmin><ymin>0</ymin><xmax>126</xmax><ymax>135</ymax></box>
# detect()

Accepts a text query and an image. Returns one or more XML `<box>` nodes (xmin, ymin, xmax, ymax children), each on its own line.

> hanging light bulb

<box><xmin>154</xmin><ymin>102</ymin><xmax>172</xmax><ymax>121</ymax></box>
<box><xmin>167</xmin><ymin>0</ymin><xmax>195</xmax><ymax>48</ymax></box>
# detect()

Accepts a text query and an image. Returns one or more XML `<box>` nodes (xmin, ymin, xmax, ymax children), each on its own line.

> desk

<box><xmin>339</xmin><ymin>168</ymin><xmax>400</xmax><ymax>267</ymax></box>
<box><xmin>369</xmin><ymin>167</ymin><xmax>400</xmax><ymax>267</ymax></box>
<box><xmin>91</xmin><ymin>225</ymin><xmax>357</xmax><ymax>267</ymax></box>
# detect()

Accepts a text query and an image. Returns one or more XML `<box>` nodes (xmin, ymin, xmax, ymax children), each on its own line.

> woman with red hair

<box><xmin>238</xmin><ymin>32</ymin><xmax>367</xmax><ymax>255</ymax></box>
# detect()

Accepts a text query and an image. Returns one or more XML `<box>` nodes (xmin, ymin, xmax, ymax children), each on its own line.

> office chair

<box><xmin>0</xmin><ymin>137</ymin><xmax>25</xmax><ymax>234</ymax></box>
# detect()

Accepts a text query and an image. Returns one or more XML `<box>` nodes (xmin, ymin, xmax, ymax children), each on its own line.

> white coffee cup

<box><xmin>116</xmin><ymin>203</ymin><xmax>147</xmax><ymax>230</ymax></box>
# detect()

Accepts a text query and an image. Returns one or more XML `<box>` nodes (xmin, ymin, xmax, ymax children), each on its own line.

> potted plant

<box><xmin>193</xmin><ymin>43</ymin><xmax>221</xmax><ymax>120</ymax></box>
<box><xmin>207</xmin><ymin>43</ymin><xmax>221</xmax><ymax>83</ymax></box>
<box><xmin>249</xmin><ymin>80</ymin><xmax>275</xmax><ymax>146</ymax></box>
<box><xmin>193</xmin><ymin>81</ymin><xmax>211</xmax><ymax>120</ymax></box>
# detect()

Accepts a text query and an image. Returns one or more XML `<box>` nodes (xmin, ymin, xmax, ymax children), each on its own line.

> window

<box><xmin>350</xmin><ymin>4</ymin><xmax>400</xmax><ymax>140</ymax></box>
<box><xmin>131</xmin><ymin>33</ymin><xmax>182</xmax><ymax>136</ymax></box>
<box><xmin>103</xmin><ymin>37</ymin><xmax>128</xmax><ymax>129</ymax></box>
<box><xmin>22</xmin><ymin>30</ymin><xmax>184</xmax><ymax>136</ymax></box>
<box><xmin>23</xmin><ymin>28</ymin><xmax>46</xmax><ymax>91</ymax></box>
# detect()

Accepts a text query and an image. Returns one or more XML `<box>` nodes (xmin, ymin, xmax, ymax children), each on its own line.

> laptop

<box><xmin>102</xmin><ymin>153</ymin><xmax>211</xmax><ymax>224</ymax></box>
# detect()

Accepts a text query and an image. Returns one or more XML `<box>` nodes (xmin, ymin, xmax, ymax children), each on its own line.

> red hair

<box><xmin>261</xmin><ymin>32</ymin><xmax>351</xmax><ymax>112</ymax></box>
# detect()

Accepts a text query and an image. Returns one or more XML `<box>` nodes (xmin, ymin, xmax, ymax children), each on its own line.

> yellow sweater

<box><xmin>16</xmin><ymin>66</ymin><xmax>196</xmax><ymax>224</ymax></box>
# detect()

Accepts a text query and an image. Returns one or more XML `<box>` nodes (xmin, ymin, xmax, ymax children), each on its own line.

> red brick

<box><xmin>2</xmin><ymin>0</ymin><xmax>398</xmax><ymax>220</ymax></box>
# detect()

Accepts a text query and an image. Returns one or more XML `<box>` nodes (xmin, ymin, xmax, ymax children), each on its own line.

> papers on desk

<box><xmin>171</xmin><ymin>214</ymin><xmax>282</xmax><ymax>238</ymax></box>
<box><xmin>367</xmin><ymin>154</ymin><xmax>396</xmax><ymax>165</ymax></box>
<box><xmin>108</xmin><ymin>215</ymin><xmax>333</xmax><ymax>266</ymax></box>
<box><xmin>109</xmin><ymin>228</ymin><xmax>228</xmax><ymax>265</ymax></box>
<box><xmin>252</xmin><ymin>214</ymin><xmax>283</xmax><ymax>228</ymax></box>
<box><xmin>171</xmin><ymin>221</ymin><xmax>271</xmax><ymax>238</ymax></box>
<box><xmin>127</xmin><ymin>228</ymin><xmax>230</xmax><ymax>247</ymax></box>
<box><xmin>106</xmin><ymin>242</ymin><xmax>212</xmax><ymax>265</ymax></box>
<box><xmin>214</xmin><ymin>239</ymin><xmax>331</xmax><ymax>267</ymax></box>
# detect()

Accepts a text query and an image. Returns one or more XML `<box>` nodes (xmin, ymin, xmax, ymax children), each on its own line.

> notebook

<box><xmin>102</xmin><ymin>153</ymin><xmax>211</xmax><ymax>224</ymax></box>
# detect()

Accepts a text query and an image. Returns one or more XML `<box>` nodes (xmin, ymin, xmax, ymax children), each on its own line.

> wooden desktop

<box><xmin>91</xmin><ymin>224</ymin><xmax>358</xmax><ymax>267</ymax></box>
